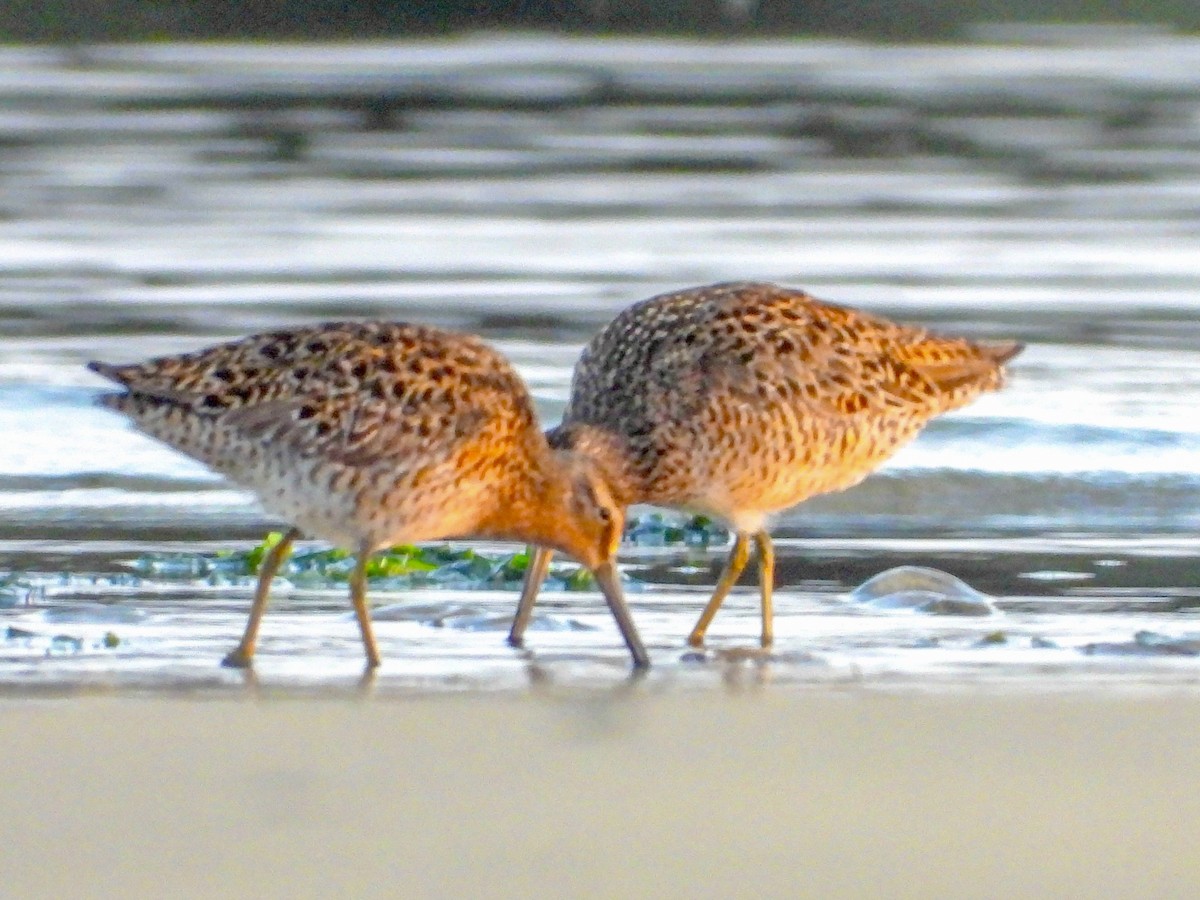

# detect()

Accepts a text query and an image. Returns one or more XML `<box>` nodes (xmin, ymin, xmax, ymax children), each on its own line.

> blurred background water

<box><xmin>1</xmin><ymin>26</ymin><xmax>1199</xmax><ymax>690</ymax></box>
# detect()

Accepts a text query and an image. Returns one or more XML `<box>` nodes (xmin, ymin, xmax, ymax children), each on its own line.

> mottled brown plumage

<box><xmin>90</xmin><ymin>321</ymin><xmax>646</xmax><ymax>668</ymax></box>
<box><xmin>509</xmin><ymin>282</ymin><xmax>1023</xmax><ymax>650</ymax></box>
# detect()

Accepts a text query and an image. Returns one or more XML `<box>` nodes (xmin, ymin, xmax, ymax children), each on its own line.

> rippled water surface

<box><xmin>2</xmin><ymin>29</ymin><xmax>1199</xmax><ymax>692</ymax></box>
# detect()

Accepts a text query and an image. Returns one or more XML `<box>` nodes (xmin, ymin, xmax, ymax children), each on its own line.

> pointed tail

<box><xmin>981</xmin><ymin>340</ymin><xmax>1024</xmax><ymax>366</ymax></box>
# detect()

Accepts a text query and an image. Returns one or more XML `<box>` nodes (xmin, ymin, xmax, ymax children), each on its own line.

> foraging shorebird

<box><xmin>509</xmin><ymin>282</ymin><xmax>1022</xmax><ymax>650</ymax></box>
<box><xmin>90</xmin><ymin>321</ymin><xmax>647</xmax><ymax>668</ymax></box>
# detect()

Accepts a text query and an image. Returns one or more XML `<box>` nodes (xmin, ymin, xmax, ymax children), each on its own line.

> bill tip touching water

<box><xmin>87</xmin><ymin>321</ymin><xmax>649</xmax><ymax>670</ymax></box>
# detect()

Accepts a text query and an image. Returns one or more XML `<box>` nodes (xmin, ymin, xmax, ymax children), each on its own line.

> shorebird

<box><xmin>90</xmin><ymin>321</ymin><xmax>647</xmax><ymax>668</ymax></box>
<box><xmin>508</xmin><ymin>281</ymin><xmax>1022</xmax><ymax>650</ymax></box>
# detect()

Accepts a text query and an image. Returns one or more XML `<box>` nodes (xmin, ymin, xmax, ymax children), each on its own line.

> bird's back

<box><xmin>560</xmin><ymin>282</ymin><xmax>1021</xmax><ymax>522</ymax></box>
<box><xmin>91</xmin><ymin>321</ymin><xmax>544</xmax><ymax>548</ymax></box>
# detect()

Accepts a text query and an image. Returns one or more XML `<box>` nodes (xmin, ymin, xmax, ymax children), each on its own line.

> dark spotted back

<box><xmin>90</xmin><ymin>321</ymin><xmax>539</xmax><ymax>471</ymax></box>
<box><xmin>560</xmin><ymin>281</ymin><xmax>1021</xmax><ymax>512</ymax></box>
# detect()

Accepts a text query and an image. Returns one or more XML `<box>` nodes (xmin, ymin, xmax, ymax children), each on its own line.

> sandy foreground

<box><xmin>4</xmin><ymin>686</ymin><xmax>1199</xmax><ymax>898</ymax></box>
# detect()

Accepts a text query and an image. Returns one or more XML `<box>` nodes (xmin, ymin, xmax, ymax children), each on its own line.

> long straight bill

<box><xmin>508</xmin><ymin>545</ymin><xmax>554</xmax><ymax>647</ymax></box>
<box><xmin>592</xmin><ymin>560</ymin><xmax>649</xmax><ymax>669</ymax></box>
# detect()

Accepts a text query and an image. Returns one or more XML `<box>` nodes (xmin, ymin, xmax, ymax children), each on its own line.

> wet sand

<box><xmin>4</xmin><ymin>687</ymin><xmax>1199</xmax><ymax>898</ymax></box>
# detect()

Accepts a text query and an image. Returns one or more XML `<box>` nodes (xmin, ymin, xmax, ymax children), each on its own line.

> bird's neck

<box><xmin>545</xmin><ymin>423</ymin><xmax>641</xmax><ymax>506</ymax></box>
<box><xmin>474</xmin><ymin>442</ymin><xmax>578</xmax><ymax>553</ymax></box>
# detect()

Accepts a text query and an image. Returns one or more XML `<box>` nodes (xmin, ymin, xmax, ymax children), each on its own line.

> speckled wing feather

<box><xmin>219</xmin><ymin>397</ymin><xmax>492</xmax><ymax>470</ymax></box>
<box><xmin>566</xmin><ymin>282</ymin><xmax>1018</xmax><ymax>430</ymax></box>
<box><xmin>553</xmin><ymin>282</ymin><xmax>1024</xmax><ymax>513</ymax></box>
<box><xmin>90</xmin><ymin>321</ymin><xmax>532</xmax><ymax>474</ymax></box>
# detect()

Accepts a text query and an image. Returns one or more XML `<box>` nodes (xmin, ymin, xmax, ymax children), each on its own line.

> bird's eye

<box><xmin>598</xmin><ymin>506</ymin><xmax>612</xmax><ymax>523</ymax></box>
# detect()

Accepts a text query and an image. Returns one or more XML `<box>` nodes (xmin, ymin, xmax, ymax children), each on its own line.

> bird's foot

<box><xmin>221</xmin><ymin>645</ymin><xmax>255</xmax><ymax>669</ymax></box>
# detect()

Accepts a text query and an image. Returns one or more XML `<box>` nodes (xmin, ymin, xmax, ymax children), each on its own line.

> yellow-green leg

<box><xmin>350</xmin><ymin>544</ymin><xmax>382</xmax><ymax>669</ymax></box>
<box><xmin>508</xmin><ymin>545</ymin><xmax>554</xmax><ymax>648</ymax></box>
<box><xmin>222</xmin><ymin>527</ymin><xmax>299</xmax><ymax>668</ymax></box>
<box><xmin>755</xmin><ymin>530</ymin><xmax>775</xmax><ymax>648</ymax></box>
<box><xmin>687</xmin><ymin>531</ymin><xmax>751</xmax><ymax>647</ymax></box>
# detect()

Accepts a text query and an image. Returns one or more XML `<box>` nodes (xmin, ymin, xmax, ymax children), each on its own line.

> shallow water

<box><xmin>1</xmin><ymin>29</ymin><xmax>1199</xmax><ymax>692</ymax></box>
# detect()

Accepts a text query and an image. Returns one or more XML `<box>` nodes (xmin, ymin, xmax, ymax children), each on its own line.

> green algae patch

<box><xmin>131</xmin><ymin>513</ymin><xmax>725</xmax><ymax>591</ymax></box>
<box><xmin>242</xmin><ymin>530</ymin><xmax>286</xmax><ymax>574</ymax></box>
<box><xmin>625</xmin><ymin>513</ymin><xmax>727</xmax><ymax>548</ymax></box>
